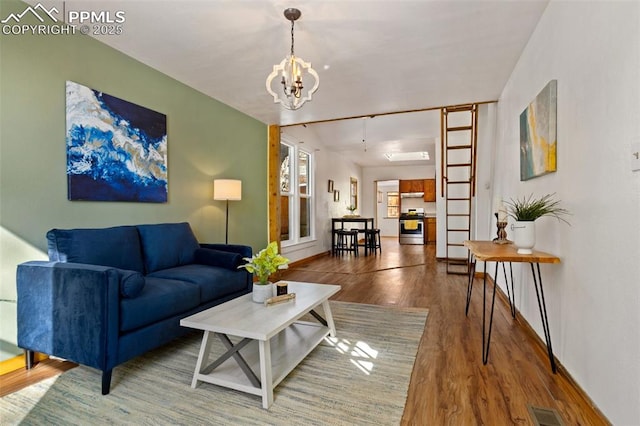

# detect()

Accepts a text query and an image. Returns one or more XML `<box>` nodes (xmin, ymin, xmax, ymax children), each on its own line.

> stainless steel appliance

<box><xmin>399</xmin><ymin>208</ymin><xmax>424</xmax><ymax>245</ymax></box>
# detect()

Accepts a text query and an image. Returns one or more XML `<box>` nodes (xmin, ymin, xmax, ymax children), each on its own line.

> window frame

<box><xmin>280</xmin><ymin>138</ymin><xmax>315</xmax><ymax>247</ymax></box>
<box><xmin>387</xmin><ymin>191</ymin><xmax>399</xmax><ymax>218</ymax></box>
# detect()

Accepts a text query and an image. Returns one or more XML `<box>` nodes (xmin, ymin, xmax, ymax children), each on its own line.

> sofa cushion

<box><xmin>194</xmin><ymin>248</ymin><xmax>242</xmax><ymax>270</ymax></box>
<box><xmin>120</xmin><ymin>277</ymin><xmax>200</xmax><ymax>332</ymax></box>
<box><xmin>137</xmin><ymin>222</ymin><xmax>200</xmax><ymax>273</ymax></box>
<box><xmin>148</xmin><ymin>264</ymin><xmax>248</xmax><ymax>303</ymax></box>
<box><xmin>46</xmin><ymin>226</ymin><xmax>144</xmax><ymax>273</ymax></box>
<box><xmin>118</xmin><ymin>270</ymin><xmax>145</xmax><ymax>298</ymax></box>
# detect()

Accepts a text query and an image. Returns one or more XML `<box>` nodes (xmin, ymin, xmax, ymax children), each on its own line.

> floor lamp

<box><xmin>213</xmin><ymin>179</ymin><xmax>242</xmax><ymax>244</ymax></box>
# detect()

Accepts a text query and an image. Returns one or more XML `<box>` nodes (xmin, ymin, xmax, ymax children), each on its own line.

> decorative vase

<box><xmin>511</xmin><ymin>220</ymin><xmax>535</xmax><ymax>254</ymax></box>
<box><xmin>252</xmin><ymin>282</ymin><xmax>274</xmax><ymax>303</ymax></box>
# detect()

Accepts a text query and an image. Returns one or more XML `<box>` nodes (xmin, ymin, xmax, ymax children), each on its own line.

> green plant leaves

<box><xmin>238</xmin><ymin>241</ymin><xmax>290</xmax><ymax>284</ymax></box>
<box><xmin>504</xmin><ymin>193</ymin><xmax>570</xmax><ymax>224</ymax></box>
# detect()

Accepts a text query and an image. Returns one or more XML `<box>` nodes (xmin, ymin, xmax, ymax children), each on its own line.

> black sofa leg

<box><xmin>102</xmin><ymin>369</ymin><xmax>112</xmax><ymax>395</ymax></box>
<box><xmin>24</xmin><ymin>349</ymin><xmax>35</xmax><ymax>370</ymax></box>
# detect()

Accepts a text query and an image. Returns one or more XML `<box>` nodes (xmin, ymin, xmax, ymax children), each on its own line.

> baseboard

<box><xmin>288</xmin><ymin>251</ymin><xmax>330</xmax><ymax>268</ymax></box>
<box><xmin>476</xmin><ymin>272</ymin><xmax>609</xmax><ymax>423</ymax></box>
<box><xmin>0</xmin><ymin>352</ymin><xmax>48</xmax><ymax>375</ymax></box>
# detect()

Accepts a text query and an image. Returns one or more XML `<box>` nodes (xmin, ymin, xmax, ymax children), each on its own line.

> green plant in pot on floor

<box><xmin>238</xmin><ymin>241</ymin><xmax>290</xmax><ymax>303</ymax></box>
<box><xmin>504</xmin><ymin>193</ymin><xmax>570</xmax><ymax>254</ymax></box>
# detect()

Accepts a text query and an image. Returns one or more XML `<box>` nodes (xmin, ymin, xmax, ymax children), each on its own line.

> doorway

<box><xmin>375</xmin><ymin>180</ymin><xmax>400</xmax><ymax>237</ymax></box>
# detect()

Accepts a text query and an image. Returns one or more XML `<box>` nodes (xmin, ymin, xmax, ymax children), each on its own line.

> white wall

<box><xmin>490</xmin><ymin>2</ymin><xmax>640</xmax><ymax>423</ymax></box>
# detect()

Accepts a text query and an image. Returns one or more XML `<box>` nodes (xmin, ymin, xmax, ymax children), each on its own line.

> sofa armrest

<box><xmin>199</xmin><ymin>243</ymin><xmax>252</xmax><ymax>259</ymax></box>
<box><xmin>17</xmin><ymin>261</ymin><xmax>121</xmax><ymax>371</ymax></box>
<box><xmin>199</xmin><ymin>244</ymin><xmax>253</xmax><ymax>292</ymax></box>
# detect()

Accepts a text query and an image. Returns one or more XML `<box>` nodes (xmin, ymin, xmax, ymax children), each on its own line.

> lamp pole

<box><xmin>224</xmin><ymin>199</ymin><xmax>230</xmax><ymax>244</ymax></box>
<box><xmin>213</xmin><ymin>179</ymin><xmax>242</xmax><ymax>244</ymax></box>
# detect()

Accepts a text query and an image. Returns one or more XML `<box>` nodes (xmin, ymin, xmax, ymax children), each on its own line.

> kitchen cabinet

<box><xmin>425</xmin><ymin>217</ymin><xmax>437</xmax><ymax>244</ymax></box>
<box><xmin>423</xmin><ymin>179</ymin><xmax>436</xmax><ymax>202</ymax></box>
<box><xmin>399</xmin><ymin>179</ymin><xmax>424</xmax><ymax>193</ymax></box>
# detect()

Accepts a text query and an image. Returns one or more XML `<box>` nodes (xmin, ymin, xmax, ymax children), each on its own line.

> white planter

<box><xmin>252</xmin><ymin>282</ymin><xmax>274</xmax><ymax>303</ymax></box>
<box><xmin>511</xmin><ymin>220</ymin><xmax>536</xmax><ymax>254</ymax></box>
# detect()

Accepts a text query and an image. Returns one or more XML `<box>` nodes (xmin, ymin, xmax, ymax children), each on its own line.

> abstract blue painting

<box><xmin>66</xmin><ymin>81</ymin><xmax>168</xmax><ymax>202</ymax></box>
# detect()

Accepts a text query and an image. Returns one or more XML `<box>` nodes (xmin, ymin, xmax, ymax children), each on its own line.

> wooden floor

<box><xmin>281</xmin><ymin>238</ymin><xmax>609</xmax><ymax>425</ymax></box>
<box><xmin>1</xmin><ymin>238</ymin><xmax>609</xmax><ymax>424</ymax></box>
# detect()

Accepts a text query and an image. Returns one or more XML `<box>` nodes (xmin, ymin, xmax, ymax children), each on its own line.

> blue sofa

<box><xmin>16</xmin><ymin>222</ymin><xmax>252</xmax><ymax>394</ymax></box>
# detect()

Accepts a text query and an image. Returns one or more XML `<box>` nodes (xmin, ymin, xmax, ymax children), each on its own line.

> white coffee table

<box><xmin>180</xmin><ymin>281</ymin><xmax>341</xmax><ymax>409</ymax></box>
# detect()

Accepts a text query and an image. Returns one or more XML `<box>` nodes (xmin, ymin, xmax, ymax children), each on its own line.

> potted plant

<box><xmin>345</xmin><ymin>205</ymin><xmax>357</xmax><ymax>217</ymax></box>
<box><xmin>238</xmin><ymin>241</ymin><xmax>290</xmax><ymax>303</ymax></box>
<box><xmin>504</xmin><ymin>193</ymin><xmax>570</xmax><ymax>254</ymax></box>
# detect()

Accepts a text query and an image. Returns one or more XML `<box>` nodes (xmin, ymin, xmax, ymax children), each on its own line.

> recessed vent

<box><xmin>527</xmin><ymin>405</ymin><xmax>565</xmax><ymax>426</ymax></box>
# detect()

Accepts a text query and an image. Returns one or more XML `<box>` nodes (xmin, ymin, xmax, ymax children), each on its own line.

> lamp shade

<box><xmin>213</xmin><ymin>179</ymin><xmax>242</xmax><ymax>201</ymax></box>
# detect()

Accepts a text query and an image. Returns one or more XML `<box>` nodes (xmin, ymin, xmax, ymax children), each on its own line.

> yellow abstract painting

<box><xmin>519</xmin><ymin>80</ymin><xmax>557</xmax><ymax>180</ymax></box>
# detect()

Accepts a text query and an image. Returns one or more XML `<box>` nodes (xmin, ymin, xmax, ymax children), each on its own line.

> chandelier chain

<box><xmin>290</xmin><ymin>20</ymin><xmax>295</xmax><ymax>57</ymax></box>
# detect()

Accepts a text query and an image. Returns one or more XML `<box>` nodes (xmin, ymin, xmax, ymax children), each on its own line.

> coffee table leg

<box><xmin>321</xmin><ymin>300</ymin><xmax>337</xmax><ymax>337</ymax></box>
<box><xmin>258</xmin><ymin>339</ymin><xmax>273</xmax><ymax>409</ymax></box>
<box><xmin>192</xmin><ymin>331</ymin><xmax>213</xmax><ymax>388</ymax></box>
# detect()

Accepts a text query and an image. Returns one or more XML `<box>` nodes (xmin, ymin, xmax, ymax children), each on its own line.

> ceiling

<box><xmin>36</xmin><ymin>0</ymin><xmax>549</xmax><ymax>167</ymax></box>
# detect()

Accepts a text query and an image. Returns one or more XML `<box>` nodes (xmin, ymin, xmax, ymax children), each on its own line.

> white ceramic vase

<box><xmin>252</xmin><ymin>282</ymin><xmax>274</xmax><ymax>303</ymax></box>
<box><xmin>511</xmin><ymin>220</ymin><xmax>536</xmax><ymax>254</ymax></box>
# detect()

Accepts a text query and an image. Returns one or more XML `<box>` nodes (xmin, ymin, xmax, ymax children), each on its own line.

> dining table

<box><xmin>331</xmin><ymin>217</ymin><xmax>375</xmax><ymax>256</ymax></box>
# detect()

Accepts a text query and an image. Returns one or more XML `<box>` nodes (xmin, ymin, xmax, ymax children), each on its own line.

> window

<box><xmin>387</xmin><ymin>191</ymin><xmax>399</xmax><ymax>217</ymax></box>
<box><xmin>280</xmin><ymin>140</ymin><xmax>314</xmax><ymax>244</ymax></box>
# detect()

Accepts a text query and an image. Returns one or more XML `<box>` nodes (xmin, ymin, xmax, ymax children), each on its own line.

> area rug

<box><xmin>1</xmin><ymin>302</ymin><xmax>428</xmax><ymax>425</ymax></box>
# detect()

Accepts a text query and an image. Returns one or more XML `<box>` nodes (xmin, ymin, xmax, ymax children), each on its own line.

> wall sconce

<box><xmin>213</xmin><ymin>179</ymin><xmax>242</xmax><ymax>244</ymax></box>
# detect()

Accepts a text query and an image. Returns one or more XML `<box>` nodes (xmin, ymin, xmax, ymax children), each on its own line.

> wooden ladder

<box><xmin>441</xmin><ymin>104</ymin><xmax>478</xmax><ymax>275</ymax></box>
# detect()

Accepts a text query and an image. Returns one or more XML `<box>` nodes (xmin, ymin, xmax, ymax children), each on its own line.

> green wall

<box><xmin>0</xmin><ymin>0</ymin><xmax>268</xmax><ymax>360</ymax></box>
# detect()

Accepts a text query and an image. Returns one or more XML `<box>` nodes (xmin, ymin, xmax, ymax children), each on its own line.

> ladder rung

<box><xmin>447</xmin><ymin>163</ymin><xmax>472</xmax><ymax>167</ymax></box>
<box><xmin>447</xmin><ymin>228</ymin><xmax>470</xmax><ymax>232</ymax></box>
<box><xmin>447</xmin><ymin>257</ymin><xmax>469</xmax><ymax>264</ymax></box>
<box><xmin>447</xmin><ymin>197</ymin><xmax>471</xmax><ymax>201</ymax></box>
<box><xmin>447</xmin><ymin>213</ymin><xmax>471</xmax><ymax>217</ymax></box>
<box><xmin>447</xmin><ymin>243</ymin><xmax>466</xmax><ymax>247</ymax></box>
<box><xmin>447</xmin><ymin>180</ymin><xmax>471</xmax><ymax>184</ymax></box>
<box><xmin>445</xmin><ymin>105</ymin><xmax>475</xmax><ymax>113</ymax></box>
<box><xmin>447</xmin><ymin>125</ymin><xmax>473</xmax><ymax>132</ymax></box>
<box><xmin>446</xmin><ymin>145</ymin><xmax>473</xmax><ymax>150</ymax></box>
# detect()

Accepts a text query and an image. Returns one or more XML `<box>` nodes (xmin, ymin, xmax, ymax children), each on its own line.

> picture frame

<box><xmin>66</xmin><ymin>81</ymin><xmax>168</xmax><ymax>202</ymax></box>
<box><xmin>519</xmin><ymin>80</ymin><xmax>557</xmax><ymax>181</ymax></box>
<box><xmin>333</xmin><ymin>190</ymin><xmax>340</xmax><ymax>202</ymax></box>
<box><xmin>328</xmin><ymin>179</ymin><xmax>334</xmax><ymax>193</ymax></box>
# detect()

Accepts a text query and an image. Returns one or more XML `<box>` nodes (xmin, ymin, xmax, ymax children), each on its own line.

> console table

<box><xmin>463</xmin><ymin>240</ymin><xmax>560</xmax><ymax>373</ymax></box>
<box><xmin>331</xmin><ymin>217</ymin><xmax>374</xmax><ymax>255</ymax></box>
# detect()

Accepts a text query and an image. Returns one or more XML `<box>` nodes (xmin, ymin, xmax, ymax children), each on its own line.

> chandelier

<box><xmin>266</xmin><ymin>8</ymin><xmax>319</xmax><ymax>110</ymax></box>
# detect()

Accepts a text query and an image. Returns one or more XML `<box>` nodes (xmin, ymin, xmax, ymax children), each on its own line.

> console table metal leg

<box><xmin>465</xmin><ymin>254</ymin><xmax>477</xmax><ymax>316</ymax></box>
<box><xmin>502</xmin><ymin>262</ymin><xmax>516</xmax><ymax>318</ymax></box>
<box><xmin>482</xmin><ymin>261</ymin><xmax>499</xmax><ymax>365</ymax></box>
<box><xmin>530</xmin><ymin>262</ymin><xmax>557</xmax><ymax>373</ymax></box>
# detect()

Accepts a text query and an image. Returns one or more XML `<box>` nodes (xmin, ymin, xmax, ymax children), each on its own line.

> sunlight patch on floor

<box><xmin>325</xmin><ymin>337</ymin><xmax>378</xmax><ymax>375</ymax></box>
